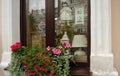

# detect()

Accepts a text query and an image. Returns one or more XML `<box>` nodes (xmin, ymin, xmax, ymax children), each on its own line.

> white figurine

<box><xmin>60</xmin><ymin>1</ymin><xmax>73</xmax><ymax>21</ymax></box>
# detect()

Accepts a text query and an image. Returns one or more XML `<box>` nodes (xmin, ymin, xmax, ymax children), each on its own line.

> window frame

<box><xmin>20</xmin><ymin>0</ymin><xmax>91</xmax><ymax>67</ymax></box>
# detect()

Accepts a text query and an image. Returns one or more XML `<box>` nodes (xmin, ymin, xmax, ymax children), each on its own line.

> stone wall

<box><xmin>0</xmin><ymin>0</ymin><xmax>2</xmax><ymax>62</ymax></box>
<box><xmin>112</xmin><ymin>0</ymin><xmax>120</xmax><ymax>75</ymax></box>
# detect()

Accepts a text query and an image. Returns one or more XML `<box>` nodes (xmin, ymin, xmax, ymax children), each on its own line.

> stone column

<box><xmin>0</xmin><ymin>0</ymin><xmax>2</xmax><ymax>62</ymax></box>
<box><xmin>0</xmin><ymin>0</ymin><xmax>12</xmax><ymax>68</ymax></box>
<box><xmin>0</xmin><ymin>0</ymin><xmax>20</xmax><ymax>68</ymax></box>
<box><xmin>90</xmin><ymin>0</ymin><xmax>118</xmax><ymax>76</ymax></box>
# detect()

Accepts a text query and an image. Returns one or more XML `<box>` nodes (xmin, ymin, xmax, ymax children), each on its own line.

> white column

<box><xmin>91</xmin><ymin>0</ymin><xmax>118</xmax><ymax>76</ymax></box>
<box><xmin>12</xmin><ymin>0</ymin><xmax>20</xmax><ymax>42</ymax></box>
<box><xmin>0</xmin><ymin>0</ymin><xmax>20</xmax><ymax>68</ymax></box>
<box><xmin>0</xmin><ymin>0</ymin><xmax>12</xmax><ymax>68</ymax></box>
<box><xmin>2</xmin><ymin>0</ymin><xmax>12</xmax><ymax>52</ymax></box>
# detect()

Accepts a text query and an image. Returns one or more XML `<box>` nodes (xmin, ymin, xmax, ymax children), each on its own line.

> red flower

<box><xmin>39</xmin><ymin>74</ymin><xmax>42</xmax><ymax>76</ymax></box>
<box><xmin>43</xmin><ymin>62</ymin><xmax>46</xmax><ymax>66</ymax></box>
<box><xmin>24</xmin><ymin>64</ymin><xmax>29</xmax><ymax>70</ymax></box>
<box><xmin>10</xmin><ymin>42</ymin><xmax>22</xmax><ymax>51</ymax></box>
<box><xmin>22</xmin><ymin>61</ymin><xmax>29</xmax><ymax>65</ymax></box>
<box><xmin>50</xmin><ymin>70</ymin><xmax>54</xmax><ymax>76</ymax></box>
<box><xmin>33</xmin><ymin>56</ymin><xmax>37</xmax><ymax>61</ymax></box>
<box><xmin>15</xmin><ymin>42</ymin><xmax>22</xmax><ymax>48</ymax></box>
<box><xmin>22</xmin><ymin>61</ymin><xmax>29</xmax><ymax>70</ymax></box>
<box><xmin>26</xmin><ymin>71</ymin><xmax>35</xmax><ymax>76</ymax></box>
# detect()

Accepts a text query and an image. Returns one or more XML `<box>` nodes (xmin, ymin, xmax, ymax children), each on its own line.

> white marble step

<box><xmin>0</xmin><ymin>52</ymin><xmax>11</xmax><ymax>68</ymax></box>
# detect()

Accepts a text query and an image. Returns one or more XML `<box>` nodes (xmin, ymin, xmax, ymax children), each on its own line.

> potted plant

<box><xmin>9</xmin><ymin>41</ymin><xmax>71</xmax><ymax>76</ymax></box>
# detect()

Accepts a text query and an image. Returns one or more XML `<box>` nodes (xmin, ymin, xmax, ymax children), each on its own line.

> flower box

<box><xmin>9</xmin><ymin>41</ymin><xmax>71</xmax><ymax>76</ymax></box>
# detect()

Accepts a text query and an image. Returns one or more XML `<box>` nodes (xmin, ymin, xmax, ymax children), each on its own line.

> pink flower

<box><xmin>10</xmin><ymin>42</ymin><xmax>22</xmax><ymax>51</ymax></box>
<box><xmin>52</xmin><ymin>48</ymin><xmax>61</xmax><ymax>55</ymax></box>
<box><xmin>62</xmin><ymin>41</ymin><xmax>71</xmax><ymax>48</ymax></box>
<box><xmin>46</xmin><ymin>46</ymin><xmax>51</xmax><ymax>51</ymax></box>
<box><xmin>50</xmin><ymin>70</ymin><xmax>54</xmax><ymax>76</ymax></box>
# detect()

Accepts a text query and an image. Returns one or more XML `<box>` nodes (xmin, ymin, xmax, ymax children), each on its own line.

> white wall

<box><xmin>112</xmin><ymin>0</ymin><xmax>120</xmax><ymax>75</ymax></box>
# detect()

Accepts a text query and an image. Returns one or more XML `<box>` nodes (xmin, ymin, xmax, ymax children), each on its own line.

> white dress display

<box><xmin>60</xmin><ymin>4</ymin><xmax>73</xmax><ymax>21</ymax></box>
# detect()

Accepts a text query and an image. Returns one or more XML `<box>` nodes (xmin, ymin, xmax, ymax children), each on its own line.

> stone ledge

<box><xmin>92</xmin><ymin>68</ymin><xmax>118</xmax><ymax>76</ymax></box>
<box><xmin>91</xmin><ymin>53</ymin><xmax>114</xmax><ymax>71</ymax></box>
<box><xmin>90</xmin><ymin>53</ymin><xmax>118</xmax><ymax>76</ymax></box>
<box><xmin>0</xmin><ymin>52</ymin><xmax>11</xmax><ymax>68</ymax></box>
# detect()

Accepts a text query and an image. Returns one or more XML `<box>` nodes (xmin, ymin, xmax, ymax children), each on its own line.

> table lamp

<box><xmin>72</xmin><ymin>35</ymin><xmax>87</xmax><ymax>62</ymax></box>
<box><xmin>61</xmin><ymin>31</ymin><xmax>69</xmax><ymax>42</ymax></box>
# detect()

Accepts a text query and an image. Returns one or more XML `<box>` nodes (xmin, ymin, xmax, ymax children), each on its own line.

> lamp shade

<box><xmin>61</xmin><ymin>31</ymin><xmax>69</xmax><ymax>42</ymax></box>
<box><xmin>72</xmin><ymin>35</ymin><xmax>87</xmax><ymax>47</ymax></box>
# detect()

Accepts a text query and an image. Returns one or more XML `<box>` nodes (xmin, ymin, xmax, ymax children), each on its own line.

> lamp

<box><xmin>61</xmin><ymin>31</ymin><xmax>69</xmax><ymax>42</ymax></box>
<box><xmin>72</xmin><ymin>35</ymin><xmax>87</xmax><ymax>62</ymax></box>
<box><xmin>72</xmin><ymin>35</ymin><xmax>87</xmax><ymax>47</ymax></box>
<box><xmin>60</xmin><ymin>2</ymin><xmax>73</xmax><ymax>42</ymax></box>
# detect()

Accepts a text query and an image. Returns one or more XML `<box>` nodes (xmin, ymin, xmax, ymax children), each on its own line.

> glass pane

<box><xmin>26</xmin><ymin>0</ymin><xmax>46</xmax><ymax>48</ymax></box>
<box><xmin>55</xmin><ymin>0</ymin><xmax>88</xmax><ymax>63</ymax></box>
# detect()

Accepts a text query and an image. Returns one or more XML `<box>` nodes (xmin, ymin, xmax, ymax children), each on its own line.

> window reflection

<box><xmin>26</xmin><ymin>0</ymin><xmax>46</xmax><ymax>48</ymax></box>
<box><xmin>55</xmin><ymin>0</ymin><xmax>88</xmax><ymax>63</ymax></box>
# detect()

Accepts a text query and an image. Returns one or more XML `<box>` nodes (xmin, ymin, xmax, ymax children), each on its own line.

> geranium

<box><xmin>10</xmin><ymin>42</ymin><xmax>22</xmax><ymax>51</ymax></box>
<box><xmin>62</xmin><ymin>41</ymin><xmax>71</xmax><ymax>48</ymax></box>
<box><xmin>52</xmin><ymin>48</ymin><xmax>61</xmax><ymax>55</ymax></box>
<box><xmin>46</xmin><ymin>41</ymin><xmax>71</xmax><ymax>76</ymax></box>
<box><xmin>9</xmin><ymin>42</ymin><xmax>29</xmax><ymax>76</ymax></box>
<box><xmin>46</xmin><ymin>46</ymin><xmax>51</xmax><ymax>51</ymax></box>
<box><xmin>19</xmin><ymin>46</ymin><xmax>55</xmax><ymax>76</ymax></box>
<box><xmin>10</xmin><ymin>41</ymin><xmax>71</xmax><ymax>76</ymax></box>
<box><xmin>50</xmin><ymin>70</ymin><xmax>54</xmax><ymax>76</ymax></box>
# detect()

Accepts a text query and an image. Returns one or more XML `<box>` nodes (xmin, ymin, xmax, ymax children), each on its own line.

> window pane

<box><xmin>26</xmin><ymin>0</ymin><xmax>46</xmax><ymax>48</ymax></box>
<box><xmin>55</xmin><ymin>0</ymin><xmax>88</xmax><ymax>63</ymax></box>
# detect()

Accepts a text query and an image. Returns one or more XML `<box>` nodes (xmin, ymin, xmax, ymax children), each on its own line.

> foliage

<box><xmin>10</xmin><ymin>42</ymin><xmax>29</xmax><ymax>76</ymax></box>
<box><xmin>9</xmin><ymin>41</ymin><xmax>71</xmax><ymax>76</ymax></box>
